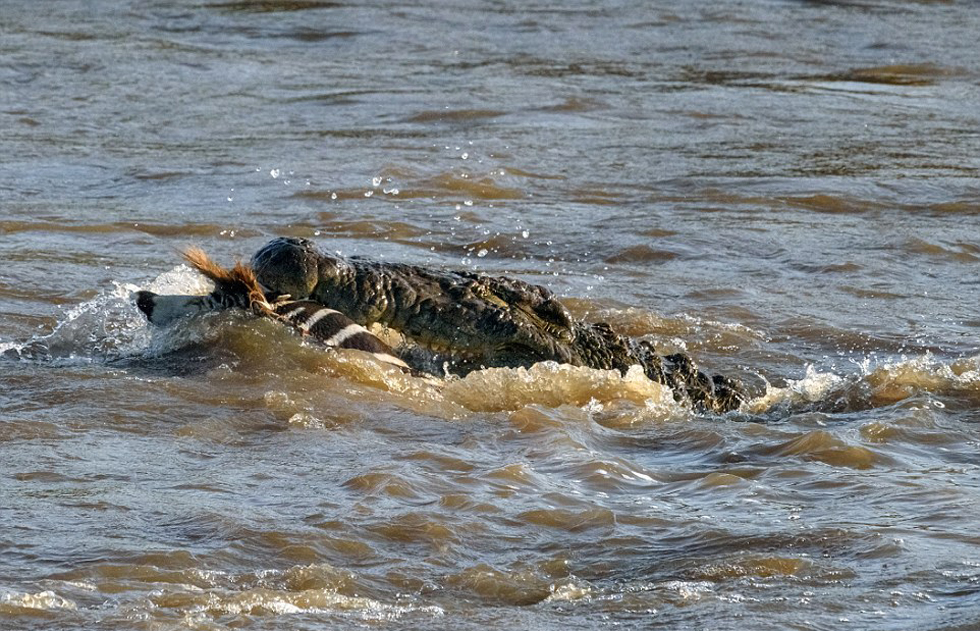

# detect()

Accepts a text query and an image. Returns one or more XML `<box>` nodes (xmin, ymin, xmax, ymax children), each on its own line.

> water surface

<box><xmin>2</xmin><ymin>1</ymin><xmax>980</xmax><ymax>629</ymax></box>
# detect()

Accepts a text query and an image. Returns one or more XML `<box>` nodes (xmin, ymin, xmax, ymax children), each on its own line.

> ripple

<box><xmin>815</xmin><ymin>63</ymin><xmax>963</xmax><ymax>87</ymax></box>
<box><xmin>404</xmin><ymin>109</ymin><xmax>508</xmax><ymax>124</ymax></box>
<box><xmin>207</xmin><ymin>1</ymin><xmax>342</xmax><ymax>13</ymax></box>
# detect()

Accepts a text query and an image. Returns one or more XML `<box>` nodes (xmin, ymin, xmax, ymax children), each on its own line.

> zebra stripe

<box><xmin>300</xmin><ymin>307</ymin><xmax>342</xmax><ymax>333</ymax></box>
<box><xmin>272</xmin><ymin>299</ymin><xmax>409</xmax><ymax>370</ymax></box>
<box><xmin>280</xmin><ymin>305</ymin><xmax>308</xmax><ymax>321</ymax></box>
<box><xmin>323</xmin><ymin>323</ymin><xmax>362</xmax><ymax>346</ymax></box>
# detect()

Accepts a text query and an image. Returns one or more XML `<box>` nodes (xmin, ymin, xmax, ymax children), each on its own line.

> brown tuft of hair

<box><xmin>183</xmin><ymin>247</ymin><xmax>272</xmax><ymax>315</ymax></box>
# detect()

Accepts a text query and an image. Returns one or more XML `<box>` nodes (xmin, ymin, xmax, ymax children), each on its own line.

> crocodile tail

<box><xmin>663</xmin><ymin>353</ymin><xmax>745</xmax><ymax>414</ymax></box>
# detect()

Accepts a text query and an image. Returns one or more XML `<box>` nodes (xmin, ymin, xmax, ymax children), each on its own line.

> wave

<box><xmin>0</xmin><ymin>590</ymin><xmax>77</xmax><ymax>615</ymax></box>
<box><xmin>748</xmin><ymin>354</ymin><xmax>980</xmax><ymax>414</ymax></box>
<box><xmin>3</xmin><ymin>563</ymin><xmax>443</xmax><ymax>625</ymax></box>
<box><xmin>0</xmin><ymin>264</ymin><xmax>212</xmax><ymax>364</ymax></box>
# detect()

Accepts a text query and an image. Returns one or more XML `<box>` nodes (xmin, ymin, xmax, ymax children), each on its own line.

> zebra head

<box><xmin>136</xmin><ymin>248</ymin><xmax>271</xmax><ymax>326</ymax></box>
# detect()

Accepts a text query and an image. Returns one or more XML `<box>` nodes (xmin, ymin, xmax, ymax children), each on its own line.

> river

<box><xmin>2</xmin><ymin>1</ymin><xmax>979</xmax><ymax>629</ymax></box>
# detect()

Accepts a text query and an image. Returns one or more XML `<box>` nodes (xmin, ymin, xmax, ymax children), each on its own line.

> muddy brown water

<box><xmin>2</xmin><ymin>1</ymin><xmax>980</xmax><ymax>629</ymax></box>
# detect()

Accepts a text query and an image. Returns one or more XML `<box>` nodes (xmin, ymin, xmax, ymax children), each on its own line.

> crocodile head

<box><xmin>250</xmin><ymin>237</ymin><xmax>350</xmax><ymax>302</ymax></box>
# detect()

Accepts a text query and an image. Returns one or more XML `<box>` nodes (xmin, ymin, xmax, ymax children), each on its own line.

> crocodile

<box><xmin>248</xmin><ymin>237</ymin><xmax>746</xmax><ymax>412</ymax></box>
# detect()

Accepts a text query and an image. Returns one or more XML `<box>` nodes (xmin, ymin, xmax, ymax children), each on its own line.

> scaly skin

<box><xmin>251</xmin><ymin>237</ymin><xmax>745</xmax><ymax>412</ymax></box>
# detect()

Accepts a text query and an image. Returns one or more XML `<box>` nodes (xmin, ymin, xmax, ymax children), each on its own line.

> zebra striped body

<box><xmin>135</xmin><ymin>248</ymin><xmax>409</xmax><ymax>372</ymax></box>
<box><xmin>270</xmin><ymin>300</ymin><xmax>408</xmax><ymax>369</ymax></box>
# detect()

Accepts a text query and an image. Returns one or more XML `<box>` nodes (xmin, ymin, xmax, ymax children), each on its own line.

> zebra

<box><xmin>135</xmin><ymin>248</ymin><xmax>409</xmax><ymax>371</ymax></box>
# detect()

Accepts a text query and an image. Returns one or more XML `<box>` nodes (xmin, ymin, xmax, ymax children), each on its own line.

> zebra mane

<box><xmin>182</xmin><ymin>247</ymin><xmax>274</xmax><ymax>315</ymax></box>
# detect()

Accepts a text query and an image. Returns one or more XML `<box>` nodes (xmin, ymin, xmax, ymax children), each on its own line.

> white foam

<box><xmin>748</xmin><ymin>364</ymin><xmax>845</xmax><ymax>412</ymax></box>
<box><xmin>2</xmin><ymin>265</ymin><xmax>221</xmax><ymax>363</ymax></box>
<box><xmin>182</xmin><ymin>587</ymin><xmax>444</xmax><ymax>621</ymax></box>
<box><xmin>544</xmin><ymin>581</ymin><xmax>593</xmax><ymax>602</ymax></box>
<box><xmin>146</xmin><ymin>263</ymin><xmax>213</xmax><ymax>295</ymax></box>
<box><xmin>747</xmin><ymin>353</ymin><xmax>980</xmax><ymax>413</ymax></box>
<box><xmin>442</xmin><ymin>362</ymin><xmax>680</xmax><ymax>415</ymax></box>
